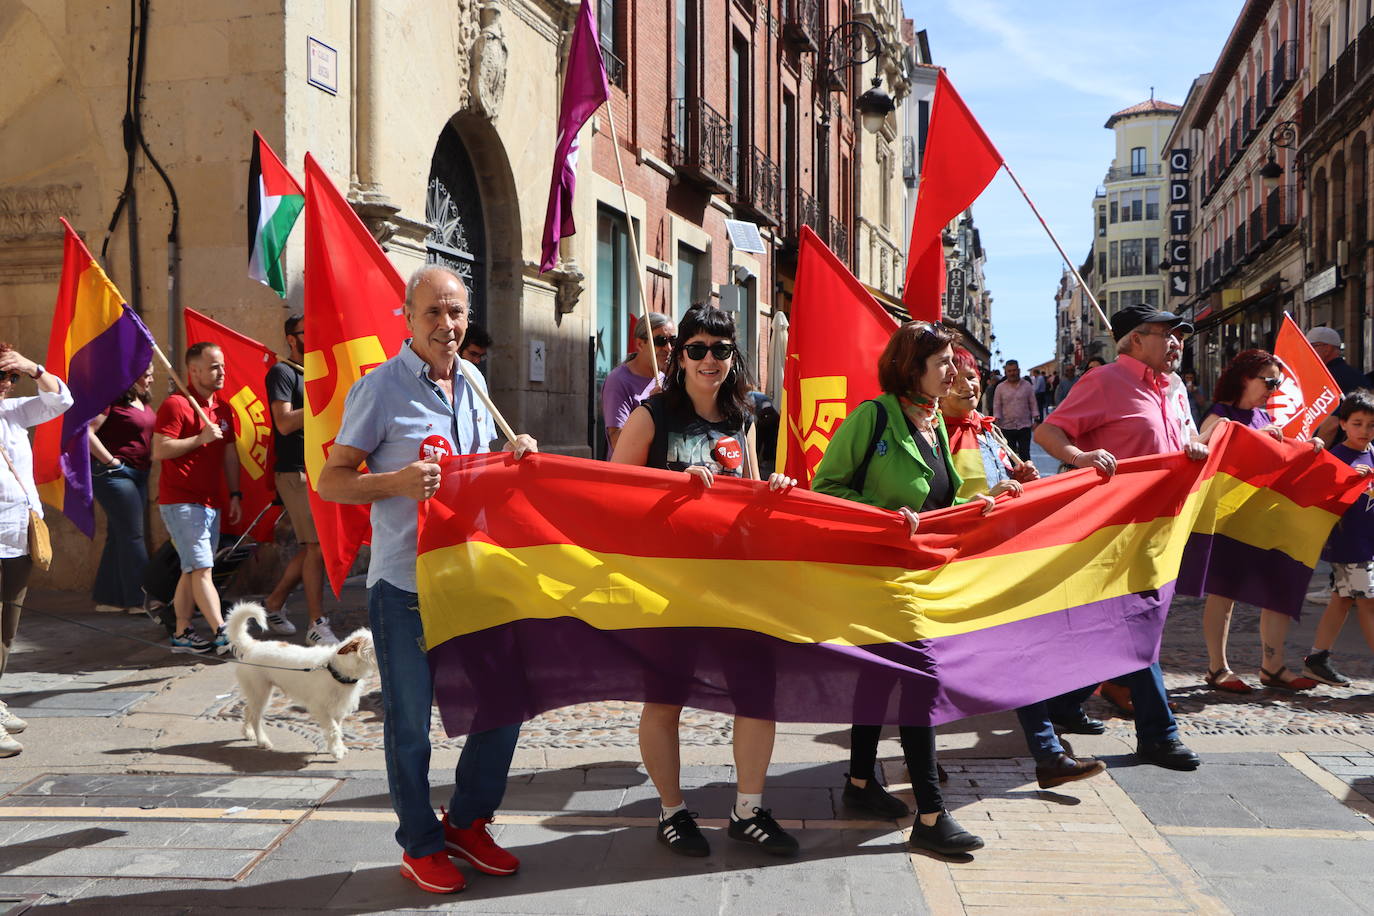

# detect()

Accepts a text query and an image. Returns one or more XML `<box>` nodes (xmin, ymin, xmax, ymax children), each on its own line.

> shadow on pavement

<box><xmin>101</xmin><ymin>740</ymin><xmax>318</xmax><ymax>773</ymax></box>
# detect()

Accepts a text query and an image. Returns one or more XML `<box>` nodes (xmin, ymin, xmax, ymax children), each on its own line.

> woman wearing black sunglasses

<box><xmin>611</xmin><ymin>304</ymin><xmax>799</xmax><ymax>860</ymax></box>
<box><xmin>1198</xmin><ymin>348</ymin><xmax>1324</xmax><ymax>694</ymax></box>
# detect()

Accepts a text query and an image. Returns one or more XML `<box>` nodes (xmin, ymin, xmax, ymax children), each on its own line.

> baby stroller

<box><xmin>142</xmin><ymin>500</ymin><xmax>279</xmax><ymax>636</ymax></box>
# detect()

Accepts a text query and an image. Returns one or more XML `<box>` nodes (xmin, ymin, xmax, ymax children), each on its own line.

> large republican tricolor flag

<box><xmin>302</xmin><ymin>154</ymin><xmax>407</xmax><ymax>594</ymax></box>
<box><xmin>32</xmin><ymin>221</ymin><xmax>155</xmax><ymax>536</ymax></box>
<box><xmin>415</xmin><ymin>423</ymin><xmax>1364</xmax><ymax>736</ymax></box>
<box><xmin>247</xmin><ymin>131</ymin><xmax>304</xmax><ymax>298</ymax></box>
<box><xmin>183</xmin><ymin>308</ymin><xmax>281</xmax><ymax>542</ymax></box>
<box><xmin>1267</xmin><ymin>313</ymin><xmax>1343</xmax><ymax>441</ymax></box>
<box><xmin>539</xmin><ymin>0</ymin><xmax>610</xmax><ymax>272</ymax></box>
<box><xmin>902</xmin><ymin>71</ymin><xmax>1003</xmax><ymax>322</ymax></box>
<box><xmin>778</xmin><ymin>226</ymin><xmax>897</xmax><ymax>484</ymax></box>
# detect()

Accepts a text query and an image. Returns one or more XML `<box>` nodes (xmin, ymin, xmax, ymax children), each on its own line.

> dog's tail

<box><xmin>225</xmin><ymin>600</ymin><xmax>266</xmax><ymax>651</ymax></box>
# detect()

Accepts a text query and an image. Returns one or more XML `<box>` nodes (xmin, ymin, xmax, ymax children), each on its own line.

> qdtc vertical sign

<box><xmin>1168</xmin><ymin>148</ymin><xmax>1192</xmax><ymax>298</ymax></box>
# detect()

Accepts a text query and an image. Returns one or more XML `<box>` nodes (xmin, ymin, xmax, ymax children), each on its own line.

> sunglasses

<box><xmin>653</xmin><ymin>335</ymin><xmax>675</xmax><ymax>348</ymax></box>
<box><xmin>681</xmin><ymin>342</ymin><xmax>736</xmax><ymax>361</ymax></box>
<box><xmin>1261</xmin><ymin>375</ymin><xmax>1282</xmax><ymax>390</ymax></box>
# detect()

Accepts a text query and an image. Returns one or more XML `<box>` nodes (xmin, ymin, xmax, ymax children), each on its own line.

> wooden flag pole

<box><xmin>148</xmin><ymin>341</ymin><xmax>213</xmax><ymax>429</ymax></box>
<box><xmin>1001</xmin><ymin>162</ymin><xmax>1111</xmax><ymax>329</ymax></box>
<box><xmin>604</xmin><ymin>105</ymin><xmax>661</xmax><ymax>386</ymax></box>
<box><xmin>454</xmin><ymin>356</ymin><xmax>520</xmax><ymax>447</ymax></box>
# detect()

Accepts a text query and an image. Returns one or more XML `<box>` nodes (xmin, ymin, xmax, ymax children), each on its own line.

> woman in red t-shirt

<box><xmin>87</xmin><ymin>364</ymin><xmax>155</xmax><ymax>612</ymax></box>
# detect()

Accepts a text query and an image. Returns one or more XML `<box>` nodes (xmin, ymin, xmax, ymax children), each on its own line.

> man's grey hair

<box><xmin>1116</xmin><ymin>327</ymin><xmax>1145</xmax><ymax>357</ymax></box>
<box><xmin>634</xmin><ymin>312</ymin><xmax>674</xmax><ymax>340</ymax></box>
<box><xmin>404</xmin><ymin>264</ymin><xmax>464</xmax><ymax>311</ymax></box>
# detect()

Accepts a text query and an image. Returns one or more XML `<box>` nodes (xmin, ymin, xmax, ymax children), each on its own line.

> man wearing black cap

<box><xmin>1032</xmin><ymin>304</ymin><xmax>1206</xmax><ymax>772</ymax></box>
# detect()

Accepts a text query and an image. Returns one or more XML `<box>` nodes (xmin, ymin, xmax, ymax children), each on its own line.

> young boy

<box><xmin>1303</xmin><ymin>390</ymin><xmax>1374</xmax><ymax>685</ymax></box>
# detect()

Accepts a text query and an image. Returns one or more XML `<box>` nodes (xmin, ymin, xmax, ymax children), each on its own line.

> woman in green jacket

<box><xmin>812</xmin><ymin>321</ymin><xmax>987</xmax><ymax>856</ymax></box>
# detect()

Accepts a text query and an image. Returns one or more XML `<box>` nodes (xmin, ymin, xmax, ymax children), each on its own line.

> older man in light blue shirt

<box><xmin>320</xmin><ymin>265</ymin><xmax>536</xmax><ymax>895</ymax></box>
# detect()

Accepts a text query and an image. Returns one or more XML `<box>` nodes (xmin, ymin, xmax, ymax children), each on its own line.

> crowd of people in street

<box><xmin>5</xmin><ymin>264</ymin><xmax>1374</xmax><ymax>895</ymax></box>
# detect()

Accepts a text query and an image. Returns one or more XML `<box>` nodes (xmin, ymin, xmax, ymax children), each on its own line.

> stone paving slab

<box><xmin>6</xmin><ymin>820</ymin><xmax>286</xmax><ymax>850</ymax></box>
<box><xmin>2</xmin><ymin>773</ymin><xmax>339</xmax><ymax>804</ymax></box>
<box><xmin>5</xmin><ymin>692</ymin><xmax>153</xmax><ymax>718</ymax></box>
<box><xmin>1163</xmin><ymin>835</ymin><xmax>1374</xmax><ymax>916</ymax></box>
<box><xmin>1107</xmin><ymin>753</ymin><xmax>1374</xmax><ymax>832</ymax></box>
<box><xmin>0</xmin><ymin>845</ymin><xmax>261</xmax><ymax>880</ymax></box>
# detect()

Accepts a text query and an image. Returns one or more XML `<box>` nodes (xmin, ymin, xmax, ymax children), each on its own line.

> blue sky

<box><xmin>902</xmin><ymin>0</ymin><xmax>1246</xmax><ymax>368</ymax></box>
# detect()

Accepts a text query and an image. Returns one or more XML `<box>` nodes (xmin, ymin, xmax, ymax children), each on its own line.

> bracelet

<box><xmin>229</xmin><ymin>490</ymin><xmax>243</xmax><ymax>499</ymax></box>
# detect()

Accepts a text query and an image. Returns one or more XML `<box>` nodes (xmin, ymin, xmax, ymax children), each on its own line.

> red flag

<box><xmin>303</xmin><ymin>154</ymin><xmax>407</xmax><ymax>595</ymax></box>
<box><xmin>1269</xmin><ymin>313</ymin><xmax>1343</xmax><ymax>440</ymax></box>
<box><xmin>779</xmin><ymin>226</ymin><xmax>898</xmax><ymax>485</ymax></box>
<box><xmin>183</xmin><ymin>308</ymin><xmax>282</xmax><ymax>541</ymax></box>
<box><xmin>902</xmin><ymin>71</ymin><xmax>1003</xmax><ymax>321</ymax></box>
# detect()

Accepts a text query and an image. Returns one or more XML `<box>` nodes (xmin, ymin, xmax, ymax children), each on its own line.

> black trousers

<box><xmin>1001</xmin><ymin>426</ymin><xmax>1033</xmax><ymax>462</ymax></box>
<box><xmin>849</xmin><ymin>724</ymin><xmax>943</xmax><ymax>815</ymax></box>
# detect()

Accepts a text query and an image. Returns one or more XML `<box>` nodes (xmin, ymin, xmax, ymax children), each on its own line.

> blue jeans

<box><xmin>1016</xmin><ymin>684</ymin><xmax>1098</xmax><ymax>761</ymax></box>
<box><xmin>91</xmin><ymin>464</ymin><xmax>149</xmax><ymax>607</ymax></box>
<box><xmin>1044</xmin><ymin>663</ymin><xmax>1178</xmax><ymax>746</ymax></box>
<box><xmin>369</xmin><ymin>578</ymin><xmax>521</xmax><ymax>858</ymax></box>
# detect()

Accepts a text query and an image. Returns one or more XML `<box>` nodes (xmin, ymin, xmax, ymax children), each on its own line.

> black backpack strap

<box><xmin>848</xmin><ymin>399</ymin><xmax>888</xmax><ymax>495</ymax></box>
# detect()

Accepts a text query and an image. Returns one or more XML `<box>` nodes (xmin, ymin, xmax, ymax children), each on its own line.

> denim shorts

<box><xmin>158</xmin><ymin>503</ymin><xmax>220</xmax><ymax>572</ymax></box>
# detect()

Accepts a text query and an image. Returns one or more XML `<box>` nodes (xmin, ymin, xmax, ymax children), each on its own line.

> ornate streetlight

<box><xmin>817</xmin><ymin>20</ymin><xmax>895</xmax><ymax>131</ymax></box>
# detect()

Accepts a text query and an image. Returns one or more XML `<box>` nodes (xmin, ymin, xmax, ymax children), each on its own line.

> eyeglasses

<box><xmin>653</xmin><ymin>335</ymin><xmax>675</xmax><ymax>348</ymax></box>
<box><xmin>1260</xmin><ymin>375</ymin><xmax>1282</xmax><ymax>390</ymax></box>
<box><xmin>681</xmin><ymin>342</ymin><xmax>736</xmax><ymax>361</ymax></box>
<box><xmin>1137</xmin><ymin>327</ymin><xmax>1187</xmax><ymax>341</ymax></box>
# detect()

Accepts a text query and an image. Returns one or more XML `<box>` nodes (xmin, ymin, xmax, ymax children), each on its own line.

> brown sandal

<box><xmin>1205</xmin><ymin>669</ymin><xmax>1253</xmax><ymax>694</ymax></box>
<box><xmin>1259</xmin><ymin>666</ymin><xmax>1318</xmax><ymax>691</ymax></box>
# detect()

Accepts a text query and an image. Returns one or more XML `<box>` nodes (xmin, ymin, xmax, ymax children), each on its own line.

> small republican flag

<box><xmin>247</xmin><ymin>131</ymin><xmax>305</xmax><ymax>297</ymax></box>
<box><xmin>1268</xmin><ymin>313</ymin><xmax>1343</xmax><ymax>441</ymax></box>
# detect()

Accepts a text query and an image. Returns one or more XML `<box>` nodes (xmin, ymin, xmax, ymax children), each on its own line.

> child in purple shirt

<box><xmin>1304</xmin><ymin>390</ymin><xmax>1374</xmax><ymax>686</ymax></box>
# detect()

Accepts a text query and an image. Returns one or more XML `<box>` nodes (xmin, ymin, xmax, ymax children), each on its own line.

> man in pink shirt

<box><xmin>1033</xmin><ymin>304</ymin><xmax>1208</xmax><ymax>772</ymax></box>
<box><xmin>992</xmin><ymin>359</ymin><xmax>1038</xmax><ymax>461</ymax></box>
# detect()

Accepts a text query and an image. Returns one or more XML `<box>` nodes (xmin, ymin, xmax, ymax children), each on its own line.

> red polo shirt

<box><xmin>155</xmin><ymin>390</ymin><xmax>235</xmax><ymax>508</ymax></box>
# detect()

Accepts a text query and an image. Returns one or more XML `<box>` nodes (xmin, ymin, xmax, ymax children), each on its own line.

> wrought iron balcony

<box><xmin>782</xmin><ymin>186</ymin><xmax>822</xmax><ymax>246</ymax></box>
<box><xmin>1265</xmin><ymin>185</ymin><xmax>1297</xmax><ymax>239</ymax></box>
<box><xmin>669</xmin><ymin>98</ymin><xmax>735</xmax><ymax>195</ymax></box>
<box><xmin>601</xmin><ymin>45</ymin><xmax>627</xmax><ymax>90</ymax></box>
<box><xmin>1272</xmin><ymin>40</ymin><xmax>1297</xmax><ymax>101</ymax></box>
<box><xmin>732</xmin><ymin>145</ymin><xmax>781</xmax><ymax>227</ymax></box>
<box><xmin>1361</xmin><ymin>19</ymin><xmax>1374</xmax><ymax>73</ymax></box>
<box><xmin>1255</xmin><ymin>71</ymin><xmax>1272</xmax><ymax>121</ymax></box>
<box><xmin>1337</xmin><ymin>41</ymin><xmax>1358</xmax><ymax>97</ymax></box>
<box><xmin>1242</xmin><ymin>97</ymin><xmax>1255</xmax><ymax>142</ymax></box>
<box><xmin>1104</xmin><ymin>163</ymin><xmax>1162</xmax><ymax>182</ymax></box>
<box><xmin>1248</xmin><ymin>206</ymin><xmax>1265</xmax><ymax>256</ymax></box>
<box><xmin>829</xmin><ymin>216</ymin><xmax>849</xmax><ymax>266</ymax></box>
<box><xmin>783</xmin><ymin>0</ymin><xmax>820</xmax><ymax>52</ymax></box>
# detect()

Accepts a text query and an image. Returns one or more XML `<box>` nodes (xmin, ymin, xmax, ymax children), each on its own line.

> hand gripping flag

<box><xmin>302</xmin><ymin>154</ymin><xmax>407</xmax><ymax>595</ymax></box>
<box><xmin>778</xmin><ymin>225</ymin><xmax>897</xmax><ymax>484</ymax></box>
<box><xmin>1267</xmin><ymin>313</ymin><xmax>1343</xmax><ymax>441</ymax></box>
<box><xmin>183</xmin><ymin>308</ymin><xmax>282</xmax><ymax>542</ymax></box>
<box><xmin>32</xmin><ymin>220</ymin><xmax>155</xmax><ymax>536</ymax></box>
<box><xmin>416</xmin><ymin>424</ymin><xmax>1365</xmax><ymax>736</ymax></box>
<box><xmin>539</xmin><ymin>0</ymin><xmax>610</xmax><ymax>272</ymax></box>
<box><xmin>902</xmin><ymin>71</ymin><xmax>1003</xmax><ymax>322</ymax></box>
<box><xmin>247</xmin><ymin>131</ymin><xmax>305</xmax><ymax>297</ymax></box>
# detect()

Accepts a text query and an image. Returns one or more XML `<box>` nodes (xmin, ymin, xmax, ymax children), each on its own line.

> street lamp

<box><xmin>1256</xmin><ymin>120</ymin><xmax>1299</xmax><ymax>193</ymax></box>
<box><xmin>818</xmin><ymin>20</ymin><xmax>894</xmax><ymax>132</ymax></box>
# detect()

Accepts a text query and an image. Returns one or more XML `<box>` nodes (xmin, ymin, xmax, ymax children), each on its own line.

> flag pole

<box><xmin>147</xmin><ymin>339</ymin><xmax>213</xmax><ymax>429</ymax></box>
<box><xmin>1001</xmin><ymin>162</ymin><xmax>1111</xmax><ymax>328</ymax></box>
<box><xmin>454</xmin><ymin>357</ymin><xmax>521</xmax><ymax>447</ymax></box>
<box><xmin>603</xmin><ymin>105</ymin><xmax>660</xmax><ymax>386</ymax></box>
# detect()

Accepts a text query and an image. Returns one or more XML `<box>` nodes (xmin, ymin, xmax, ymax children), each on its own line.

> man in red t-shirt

<box><xmin>152</xmin><ymin>342</ymin><xmax>241</xmax><ymax>655</ymax></box>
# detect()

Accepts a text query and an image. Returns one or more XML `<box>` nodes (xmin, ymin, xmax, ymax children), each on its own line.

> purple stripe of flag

<box><xmin>428</xmin><ymin>587</ymin><xmax>1172</xmax><ymax>737</ymax></box>
<box><xmin>1176</xmin><ymin>532</ymin><xmax>1314</xmax><ymax>620</ymax></box>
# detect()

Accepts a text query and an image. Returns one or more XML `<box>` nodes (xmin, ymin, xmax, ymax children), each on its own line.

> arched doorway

<box><xmin>426</xmin><ymin>125</ymin><xmax>488</xmax><ymax>328</ymax></box>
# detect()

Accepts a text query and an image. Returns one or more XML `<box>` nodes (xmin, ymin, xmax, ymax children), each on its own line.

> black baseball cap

<box><xmin>1110</xmin><ymin>304</ymin><xmax>1193</xmax><ymax>342</ymax></box>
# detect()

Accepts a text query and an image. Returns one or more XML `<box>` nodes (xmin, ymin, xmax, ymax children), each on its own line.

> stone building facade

<box><xmin>0</xmin><ymin>0</ymin><xmax>917</xmax><ymax>589</ymax></box>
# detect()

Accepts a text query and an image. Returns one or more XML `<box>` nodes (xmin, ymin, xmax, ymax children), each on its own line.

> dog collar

<box><xmin>326</xmin><ymin>663</ymin><xmax>359</xmax><ymax>685</ymax></box>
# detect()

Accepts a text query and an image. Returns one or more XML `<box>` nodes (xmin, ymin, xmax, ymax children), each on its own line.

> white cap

<box><xmin>1306</xmin><ymin>327</ymin><xmax>1342</xmax><ymax>348</ymax></box>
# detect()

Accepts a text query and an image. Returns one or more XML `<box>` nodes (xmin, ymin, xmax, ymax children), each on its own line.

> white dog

<box><xmin>226</xmin><ymin>601</ymin><xmax>377</xmax><ymax>760</ymax></box>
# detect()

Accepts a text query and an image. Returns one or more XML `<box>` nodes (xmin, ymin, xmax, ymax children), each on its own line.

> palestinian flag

<box><xmin>247</xmin><ymin>130</ymin><xmax>304</xmax><ymax>297</ymax></box>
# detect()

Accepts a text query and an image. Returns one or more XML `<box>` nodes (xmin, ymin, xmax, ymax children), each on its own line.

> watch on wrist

<box><xmin>30</xmin><ymin>364</ymin><xmax>44</xmax><ymax>380</ymax></box>
<box><xmin>229</xmin><ymin>490</ymin><xmax>243</xmax><ymax>499</ymax></box>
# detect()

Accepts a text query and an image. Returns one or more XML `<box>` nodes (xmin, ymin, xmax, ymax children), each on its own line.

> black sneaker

<box><xmin>841</xmin><ymin>774</ymin><xmax>910</xmax><ymax>818</ymax></box>
<box><xmin>657</xmin><ymin>809</ymin><xmax>709</xmax><ymax>857</ymax></box>
<box><xmin>1303</xmin><ymin>650</ymin><xmax>1351</xmax><ymax>686</ymax></box>
<box><xmin>908</xmin><ymin>811</ymin><xmax>985</xmax><ymax>855</ymax></box>
<box><xmin>728</xmin><ymin>807</ymin><xmax>799</xmax><ymax>857</ymax></box>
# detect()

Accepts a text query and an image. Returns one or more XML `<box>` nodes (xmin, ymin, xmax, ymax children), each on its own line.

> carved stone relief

<box><xmin>468</xmin><ymin>4</ymin><xmax>508</xmax><ymax>119</ymax></box>
<box><xmin>0</xmin><ymin>184</ymin><xmax>80</xmax><ymax>240</ymax></box>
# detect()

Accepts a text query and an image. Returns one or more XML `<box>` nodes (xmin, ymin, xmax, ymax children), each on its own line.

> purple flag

<box><xmin>539</xmin><ymin>0</ymin><xmax>610</xmax><ymax>272</ymax></box>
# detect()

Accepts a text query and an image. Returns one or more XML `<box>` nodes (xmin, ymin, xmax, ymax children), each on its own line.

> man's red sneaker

<box><xmin>442</xmin><ymin>808</ymin><xmax>520</xmax><ymax>875</ymax></box>
<box><xmin>400</xmin><ymin>851</ymin><xmax>466</xmax><ymax>894</ymax></box>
